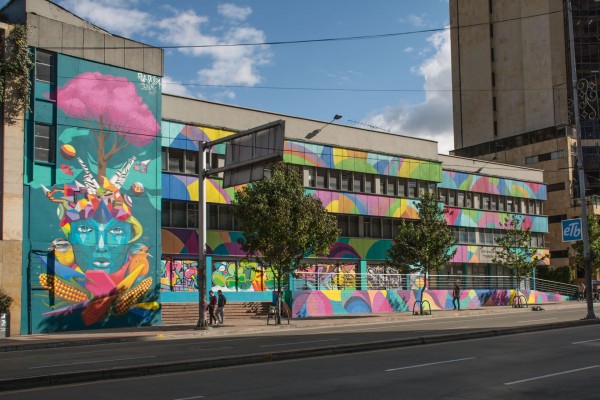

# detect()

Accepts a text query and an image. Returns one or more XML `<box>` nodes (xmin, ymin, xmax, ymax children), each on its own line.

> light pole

<box><xmin>196</xmin><ymin>141</ymin><xmax>209</xmax><ymax>329</ymax></box>
<box><xmin>567</xmin><ymin>0</ymin><xmax>596</xmax><ymax>320</ymax></box>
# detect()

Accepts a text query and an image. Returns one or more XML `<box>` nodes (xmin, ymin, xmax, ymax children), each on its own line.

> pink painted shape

<box><xmin>86</xmin><ymin>270</ymin><xmax>117</xmax><ymax>298</ymax></box>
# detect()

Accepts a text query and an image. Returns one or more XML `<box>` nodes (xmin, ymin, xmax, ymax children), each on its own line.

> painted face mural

<box><xmin>34</xmin><ymin>68</ymin><xmax>160</xmax><ymax>329</ymax></box>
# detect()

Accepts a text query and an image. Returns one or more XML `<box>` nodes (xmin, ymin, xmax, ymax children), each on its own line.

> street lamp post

<box><xmin>567</xmin><ymin>0</ymin><xmax>596</xmax><ymax>320</ymax></box>
<box><xmin>196</xmin><ymin>142</ymin><xmax>209</xmax><ymax>329</ymax></box>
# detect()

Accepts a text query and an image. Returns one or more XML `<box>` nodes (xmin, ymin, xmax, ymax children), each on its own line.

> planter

<box><xmin>0</xmin><ymin>313</ymin><xmax>9</xmax><ymax>337</ymax></box>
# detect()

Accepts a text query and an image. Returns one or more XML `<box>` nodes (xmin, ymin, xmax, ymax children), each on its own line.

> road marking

<box><xmin>259</xmin><ymin>339</ymin><xmax>340</xmax><ymax>348</ymax></box>
<box><xmin>572</xmin><ymin>338</ymin><xmax>600</xmax><ymax>345</ymax></box>
<box><xmin>29</xmin><ymin>355</ymin><xmax>157</xmax><ymax>369</ymax></box>
<box><xmin>517</xmin><ymin>318</ymin><xmax>557</xmax><ymax>323</ymax></box>
<box><xmin>504</xmin><ymin>365</ymin><xmax>599</xmax><ymax>385</ymax></box>
<box><xmin>172</xmin><ymin>396</ymin><xmax>204</xmax><ymax>400</ymax></box>
<box><xmin>385</xmin><ymin>357</ymin><xmax>475</xmax><ymax>372</ymax></box>
<box><xmin>446</xmin><ymin>326</ymin><xmax>471</xmax><ymax>330</ymax></box>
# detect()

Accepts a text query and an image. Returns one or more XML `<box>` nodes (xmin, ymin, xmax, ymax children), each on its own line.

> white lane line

<box><xmin>572</xmin><ymin>338</ymin><xmax>600</xmax><ymax>345</ymax></box>
<box><xmin>29</xmin><ymin>355</ymin><xmax>157</xmax><ymax>369</ymax></box>
<box><xmin>517</xmin><ymin>318</ymin><xmax>557</xmax><ymax>323</ymax></box>
<box><xmin>385</xmin><ymin>357</ymin><xmax>475</xmax><ymax>372</ymax></box>
<box><xmin>172</xmin><ymin>396</ymin><xmax>204</xmax><ymax>400</ymax></box>
<box><xmin>504</xmin><ymin>365</ymin><xmax>599</xmax><ymax>385</ymax></box>
<box><xmin>259</xmin><ymin>339</ymin><xmax>340</xmax><ymax>348</ymax></box>
<box><xmin>446</xmin><ymin>326</ymin><xmax>471</xmax><ymax>330</ymax></box>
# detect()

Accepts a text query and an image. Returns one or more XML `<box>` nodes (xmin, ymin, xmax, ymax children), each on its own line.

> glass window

<box><xmin>162</xmin><ymin>147</ymin><xmax>168</xmax><ymax>171</ymax></box>
<box><xmin>34</xmin><ymin>124</ymin><xmax>55</xmax><ymax>163</ymax></box>
<box><xmin>506</xmin><ymin>198</ymin><xmax>514</xmax><ymax>212</ymax></box>
<box><xmin>428</xmin><ymin>183</ymin><xmax>436</xmax><ymax>194</ymax></box>
<box><xmin>448</xmin><ymin>190</ymin><xmax>456</xmax><ymax>206</ymax></box>
<box><xmin>498</xmin><ymin>196</ymin><xmax>505</xmax><ymax>211</ymax></box>
<box><xmin>490</xmin><ymin>195</ymin><xmax>498</xmax><ymax>211</ymax></box>
<box><xmin>365</xmin><ymin>174</ymin><xmax>374</xmax><ymax>193</ymax></box>
<box><xmin>341</xmin><ymin>172</ymin><xmax>352</xmax><ymax>191</ymax></box>
<box><xmin>382</xmin><ymin>218</ymin><xmax>392</xmax><ymax>239</ymax></box>
<box><xmin>338</xmin><ymin>215</ymin><xmax>348</xmax><ymax>237</ymax></box>
<box><xmin>363</xmin><ymin>217</ymin><xmax>371</xmax><ymax>238</ymax></box>
<box><xmin>220</xmin><ymin>205</ymin><xmax>233</xmax><ymax>230</ymax></box>
<box><xmin>208</xmin><ymin>204</ymin><xmax>219</xmax><ymax>229</ymax></box>
<box><xmin>372</xmin><ymin>217</ymin><xmax>381</xmax><ymax>238</ymax></box>
<box><xmin>161</xmin><ymin>200</ymin><xmax>170</xmax><ymax>227</ymax></box>
<box><xmin>438</xmin><ymin>188</ymin><xmax>447</xmax><ymax>204</ymax></box>
<box><xmin>398</xmin><ymin>178</ymin><xmax>406</xmax><ymax>197</ymax></box>
<box><xmin>407</xmin><ymin>180</ymin><xmax>417</xmax><ymax>198</ymax></box>
<box><xmin>329</xmin><ymin>171</ymin><xmax>339</xmax><ymax>190</ymax></box>
<box><xmin>353</xmin><ymin>173</ymin><xmax>364</xmax><ymax>193</ymax></box>
<box><xmin>482</xmin><ymin>194</ymin><xmax>490</xmax><ymax>210</ymax></box>
<box><xmin>36</xmin><ymin>50</ymin><xmax>55</xmax><ymax>84</ymax></box>
<box><xmin>306</xmin><ymin>167</ymin><xmax>315</xmax><ymax>187</ymax></box>
<box><xmin>379</xmin><ymin>176</ymin><xmax>386</xmax><ymax>195</ymax></box>
<box><xmin>348</xmin><ymin>216</ymin><xmax>359</xmax><ymax>237</ymax></box>
<box><xmin>168</xmin><ymin>148</ymin><xmax>184</xmax><ymax>173</ymax></box>
<box><xmin>316</xmin><ymin>168</ymin><xmax>327</xmax><ymax>188</ymax></box>
<box><xmin>465</xmin><ymin>192</ymin><xmax>473</xmax><ymax>208</ymax></box>
<box><xmin>468</xmin><ymin>228</ymin><xmax>476</xmax><ymax>243</ymax></box>
<box><xmin>185</xmin><ymin>151</ymin><xmax>198</xmax><ymax>175</ymax></box>
<box><xmin>187</xmin><ymin>202</ymin><xmax>198</xmax><ymax>228</ymax></box>
<box><xmin>171</xmin><ymin>201</ymin><xmax>186</xmax><ymax>228</ymax></box>
<box><xmin>387</xmin><ymin>177</ymin><xmax>397</xmax><ymax>196</ymax></box>
<box><xmin>457</xmin><ymin>192</ymin><xmax>465</xmax><ymax>207</ymax></box>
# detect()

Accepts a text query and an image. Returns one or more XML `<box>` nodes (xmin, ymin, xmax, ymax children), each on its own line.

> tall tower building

<box><xmin>450</xmin><ymin>0</ymin><xmax>600</xmax><ymax>273</ymax></box>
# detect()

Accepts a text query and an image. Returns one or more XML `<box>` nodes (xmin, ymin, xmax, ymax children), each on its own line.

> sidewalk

<box><xmin>0</xmin><ymin>301</ymin><xmax>589</xmax><ymax>352</ymax></box>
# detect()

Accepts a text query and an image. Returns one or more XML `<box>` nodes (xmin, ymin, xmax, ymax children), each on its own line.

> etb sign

<box><xmin>562</xmin><ymin>218</ymin><xmax>582</xmax><ymax>242</ymax></box>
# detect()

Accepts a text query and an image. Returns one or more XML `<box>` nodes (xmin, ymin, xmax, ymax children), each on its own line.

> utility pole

<box><xmin>567</xmin><ymin>0</ymin><xmax>596</xmax><ymax>320</ymax></box>
<box><xmin>196</xmin><ymin>142</ymin><xmax>209</xmax><ymax>329</ymax></box>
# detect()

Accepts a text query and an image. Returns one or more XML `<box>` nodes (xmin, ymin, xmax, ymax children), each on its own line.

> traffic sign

<box><xmin>562</xmin><ymin>218</ymin><xmax>582</xmax><ymax>242</ymax></box>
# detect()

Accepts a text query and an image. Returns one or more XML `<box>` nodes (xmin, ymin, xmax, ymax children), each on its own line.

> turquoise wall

<box><xmin>22</xmin><ymin>53</ymin><xmax>162</xmax><ymax>333</ymax></box>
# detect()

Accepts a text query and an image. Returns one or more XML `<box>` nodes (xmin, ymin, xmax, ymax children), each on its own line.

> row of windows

<box><xmin>525</xmin><ymin>150</ymin><xmax>565</xmax><ymax>165</ymax></box>
<box><xmin>34</xmin><ymin>50</ymin><xmax>57</xmax><ymax>164</ymax></box>
<box><xmin>438</xmin><ymin>188</ymin><xmax>543</xmax><ymax>215</ymax></box>
<box><xmin>304</xmin><ymin>166</ymin><xmax>436</xmax><ymax>198</ymax></box>
<box><xmin>452</xmin><ymin>227</ymin><xmax>545</xmax><ymax>247</ymax></box>
<box><xmin>162</xmin><ymin>147</ymin><xmax>226</xmax><ymax>177</ymax></box>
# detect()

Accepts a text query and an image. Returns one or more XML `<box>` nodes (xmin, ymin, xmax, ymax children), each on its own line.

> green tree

<box><xmin>1</xmin><ymin>24</ymin><xmax>33</xmax><ymax>125</ymax></box>
<box><xmin>387</xmin><ymin>192</ymin><xmax>457</xmax><ymax>315</ymax></box>
<box><xmin>232</xmin><ymin>162</ymin><xmax>340</xmax><ymax>323</ymax></box>
<box><xmin>571</xmin><ymin>214</ymin><xmax>600</xmax><ymax>277</ymax></box>
<box><xmin>492</xmin><ymin>215</ymin><xmax>546</xmax><ymax>302</ymax></box>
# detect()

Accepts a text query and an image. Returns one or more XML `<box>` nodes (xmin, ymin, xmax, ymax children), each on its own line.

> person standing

<box><xmin>578</xmin><ymin>282</ymin><xmax>586</xmax><ymax>301</ymax></box>
<box><xmin>208</xmin><ymin>291</ymin><xmax>217</xmax><ymax>326</ymax></box>
<box><xmin>452</xmin><ymin>280</ymin><xmax>461</xmax><ymax>310</ymax></box>
<box><xmin>217</xmin><ymin>290</ymin><xmax>227</xmax><ymax>325</ymax></box>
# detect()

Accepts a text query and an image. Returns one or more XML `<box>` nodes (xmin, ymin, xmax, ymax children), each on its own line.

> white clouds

<box><xmin>59</xmin><ymin>1</ymin><xmax>270</xmax><ymax>88</ymax></box>
<box><xmin>218</xmin><ymin>4</ymin><xmax>252</xmax><ymax>21</ymax></box>
<box><xmin>162</xmin><ymin>75</ymin><xmax>196</xmax><ymax>98</ymax></box>
<box><xmin>364</xmin><ymin>29</ymin><xmax>454</xmax><ymax>154</ymax></box>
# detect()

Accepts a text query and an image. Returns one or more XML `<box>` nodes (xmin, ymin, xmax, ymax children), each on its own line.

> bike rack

<box><xmin>412</xmin><ymin>300</ymin><xmax>432</xmax><ymax>316</ymax></box>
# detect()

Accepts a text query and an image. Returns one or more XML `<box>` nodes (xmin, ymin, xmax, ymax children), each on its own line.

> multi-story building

<box><xmin>1</xmin><ymin>0</ymin><xmax>554</xmax><ymax>335</ymax></box>
<box><xmin>449</xmin><ymin>0</ymin><xmax>600</xmax><ymax>271</ymax></box>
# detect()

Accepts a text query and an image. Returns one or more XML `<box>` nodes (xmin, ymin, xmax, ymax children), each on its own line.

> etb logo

<box><xmin>562</xmin><ymin>218</ymin><xmax>582</xmax><ymax>242</ymax></box>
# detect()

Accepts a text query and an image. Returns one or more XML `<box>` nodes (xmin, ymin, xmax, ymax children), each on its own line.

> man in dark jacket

<box><xmin>452</xmin><ymin>280</ymin><xmax>461</xmax><ymax>310</ymax></box>
<box><xmin>217</xmin><ymin>290</ymin><xmax>227</xmax><ymax>325</ymax></box>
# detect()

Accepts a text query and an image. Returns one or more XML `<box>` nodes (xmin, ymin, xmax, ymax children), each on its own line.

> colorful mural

<box><xmin>291</xmin><ymin>289</ymin><xmax>571</xmax><ymax>317</ymax></box>
<box><xmin>161</xmin><ymin>259</ymin><xmax>198</xmax><ymax>291</ymax></box>
<box><xmin>294</xmin><ymin>264</ymin><xmax>358</xmax><ymax>290</ymax></box>
<box><xmin>445</xmin><ymin>207</ymin><xmax>548</xmax><ymax>232</ymax></box>
<box><xmin>211</xmin><ymin>259</ymin><xmax>274</xmax><ymax>292</ymax></box>
<box><xmin>441</xmin><ymin>170</ymin><xmax>547</xmax><ymax>200</ymax></box>
<box><xmin>26</xmin><ymin>55</ymin><xmax>161</xmax><ymax>332</ymax></box>
<box><xmin>284</xmin><ymin>140</ymin><xmax>442</xmax><ymax>182</ymax></box>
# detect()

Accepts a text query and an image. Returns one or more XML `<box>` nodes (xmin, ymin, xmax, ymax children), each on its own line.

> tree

<box><xmin>54</xmin><ymin>72</ymin><xmax>159</xmax><ymax>178</ymax></box>
<box><xmin>232</xmin><ymin>162</ymin><xmax>339</xmax><ymax>323</ymax></box>
<box><xmin>492</xmin><ymin>215</ymin><xmax>546</xmax><ymax>299</ymax></box>
<box><xmin>571</xmin><ymin>214</ymin><xmax>600</xmax><ymax>277</ymax></box>
<box><xmin>0</xmin><ymin>24</ymin><xmax>33</xmax><ymax>125</ymax></box>
<box><xmin>387</xmin><ymin>192</ymin><xmax>457</xmax><ymax>315</ymax></box>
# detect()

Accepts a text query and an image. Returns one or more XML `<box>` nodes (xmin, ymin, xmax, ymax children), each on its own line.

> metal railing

<box><xmin>290</xmin><ymin>272</ymin><xmax>578</xmax><ymax>296</ymax></box>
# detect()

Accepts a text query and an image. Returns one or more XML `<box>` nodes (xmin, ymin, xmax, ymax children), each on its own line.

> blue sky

<box><xmin>8</xmin><ymin>0</ymin><xmax>455</xmax><ymax>153</ymax></box>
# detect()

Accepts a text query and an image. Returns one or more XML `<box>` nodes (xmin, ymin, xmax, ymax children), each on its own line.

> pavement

<box><xmin>0</xmin><ymin>301</ymin><xmax>598</xmax><ymax>391</ymax></box>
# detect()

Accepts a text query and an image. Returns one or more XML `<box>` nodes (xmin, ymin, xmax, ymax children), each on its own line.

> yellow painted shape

<box><xmin>322</xmin><ymin>290</ymin><xmax>342</xmax><ymax>301</ymax></box>
<box><xmin>116</xmin><ymin>265</ymin><xmax>144</xmax><ymax>293</ymax></box>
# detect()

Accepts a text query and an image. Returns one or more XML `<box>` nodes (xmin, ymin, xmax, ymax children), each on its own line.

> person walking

<box><xmin>452</xmin><ymin>280</ymin><xmax>461</xmax><ymax>310</ymax></box>
<box><xmin>208</xmin><ymin>291</ymin><xmax>217</xmax><ymax>326</ymax></box>
<box><xmin>217</xmin><ymin>290</ymin><xmax>227</xmax><ymax>325</ymax></box>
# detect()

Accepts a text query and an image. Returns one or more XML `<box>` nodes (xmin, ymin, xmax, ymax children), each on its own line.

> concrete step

<box><xmin>161</xmin><ymin>302</ymin><xmax>271</xmax><ymax>325</ymax></box>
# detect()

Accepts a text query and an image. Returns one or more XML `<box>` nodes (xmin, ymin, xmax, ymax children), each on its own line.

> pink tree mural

<box><xmin>54</xmin><ymin>72</ymin><xmax>159</xmax><ymax>178</ymax></box>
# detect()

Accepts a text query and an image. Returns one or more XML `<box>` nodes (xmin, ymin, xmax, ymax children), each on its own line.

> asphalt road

<box><xmin>1</xmin><ymin>324</ymin><xmax>599</xmax><ymax>399</ymax></box>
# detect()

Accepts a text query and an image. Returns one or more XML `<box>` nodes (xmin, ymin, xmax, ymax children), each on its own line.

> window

<box><xmin>206</xmin><ymin>204</ymin><xmax>236</xmax><ymax>230</ymax></box>
<box><xmin>209</xmin><ymin>153</ymin><xmax>225</xmax><ymax>178</ymax></box>
<box><xmin>353</xmin><ymin>173</ymin><xmax>364</xmax><ymax>193</ymax></box>
<box><xmin>490</xmin><ymin>195</ymin><xmax>498</xmax><ymax>211</ymax></box>
<box><xmin>448</xmin><ymin>190</ymin><xmax>456</xmax><ymax>207</ymax></box>
<box><xmin>398</xmin><ymin>179</ymin><xmax>406</xmax><ymax>197</ymax></box>
<box><xmin>316</xmin><ymin>168</ymin><xmax>327</xmax><ymax>188</ymax></box>
<box><xmin>465</xmin><ymin>192</ymin><xmax>473</xmax><ymax>208</ymax></box>
<box><xmin>306</xmin><ymin>167</ymin><xmax>315</xmax><ymax>187</ymax></box>
<box><xmin>438</xmin><ymin>188</ymin><xmax>447</xmax><ymax>204</ymax></box>
<box><xmin>363</xmin><ymin>217</ymin><xmax>371</xmax><ymax>238</ymax></box>
<box><xmin>187</xmin><ymin>202</ymin><xmax>198</xmax><ymax>228</ymax></box>
<box><xmin>457</xmin><ymin>192</ymin><xmax>465</xmax><ymax>207</ymax></box>
<box><xmin>407</xmin><ymin>180</ymin><xmax>417</xmax><ymax>198</ymax></box>
<box><xmin>548</xmin><ymin>214</ymin><xmax>567</xmax><ymax>224</ymax></box>
<box><xmin>34</xmin><ymin>124</ymin><xmax>55</xmax><ymax>163</ymax></box>
<box><xmin>427</xmin><ymin>183</ymin><xmax>436</xmax><ymax>195</ymax></box>
<box><xmin>341</xmin><ymin>172</ymin><xmax>352</xmax><ymax>191</ymax></box>
<box><xmin>379</xmin><ymin>177</ymin><xmax>386</xmax><ymax>195</ymax></box>
<box><xmin>371</xmin><ymin>217</ymin><xmax>381</xmax><ymax>238</ymax></box>
<box><xmin>387</xmin><ymin>177</ymin><xmax>397</xmax><ymax>196</ymax></box>
<box><xmin>170</xmin><ymin>201</ymin><xmax>186</xmax><ymax>228</ymax></box>
<box><xmin>382</xmin><ymin>218</ymin><xmax>392</xmax><ymax>239</ymax></box>
<box><xmin>547</xmin><ymin>182</ymin><xmax>565</xmax><ymax>192</ymax></box>
<box><xmin>163</xmin><ymin>147</ymin><xmax>200</xmax><ymax>174</ymax></box>
<box><xmin>36</xmin><ymin>50</ymin><xmax>55</xmax><ymax>84</ymax></box>
<box><xmin>482</xmin><ymin>194</ymin><xmax>490</xmax><ymax>210</ymax></box>
<box><xmin>185</xmin><ymin>151</ymin><xmax>198</xmax><ymax>175</ymax></box>
<box><xmin>365</xmin><ymin>174</ymin><xmax>374</xmax><ymax>193</ymax></box>
<box><xmin>550</xmin><ymin>250</ymin><xmax>569</xmax><ymax>259</ymax></box>
<box><xmin>329</xmin><ymin>170</ymin><xmax>339</xmax><ymax>190</ymax></box>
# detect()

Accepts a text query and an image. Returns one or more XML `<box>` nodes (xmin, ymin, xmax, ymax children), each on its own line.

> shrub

<box><xmin>0</xmin><ymin>288</ymin><xmax>13</xmax><ymax>313</ymax></box>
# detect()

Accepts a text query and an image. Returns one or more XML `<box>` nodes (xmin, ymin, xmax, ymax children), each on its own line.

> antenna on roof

<box><xmin>348</xmin><ymin>119</ymin><xmax>391</xmax><ymax>133</ymax></box>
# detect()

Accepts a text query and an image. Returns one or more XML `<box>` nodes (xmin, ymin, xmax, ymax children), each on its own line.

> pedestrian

<box><xmin>217</xmin><ymin>289</ymin><xmax>227</xmax><ymax>325</ymax></box>
<box><xmin>208</xmin><ymin>290</ymin><xmax>217</xmax><ymax>326</ymax></box>
<box><xmin>578</xmin><ymin>282</ymin><xmax>585</xmax><ymax>301</ymax></box>
<box><xmin>452</xmin><ymin>280</ymin><xmax>461</xmax><ymax>310</ymax></box>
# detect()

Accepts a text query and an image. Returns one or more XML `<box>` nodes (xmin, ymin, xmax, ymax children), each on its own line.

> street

<box><xmin>1</xmin><ymin>324</ymin><xmax>598</xmax><ymax>399</ymax></box>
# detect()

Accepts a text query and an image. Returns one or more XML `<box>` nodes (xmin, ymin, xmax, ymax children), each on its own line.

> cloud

<box><xmin>218</xmin><ymin>4</ymin><xmax>252</xmax><ymax>21</ymax></box>
<box><xmin>404</xmin><ymin>47</ymin><xmax>414</xmax><ymax>53</ymax></box>
<box><xmin>59</xmin><ymin>0</ymin><xmax>153</xmax><ymax>37</ymax></box>
<box><xmin>162</xmin><ymin>75</ymin><xmax>196</xmax><ymax>98</ymax></box>
<box><xmin>364</xmin><ymin>29</ymin><xmax>454</xmax><ymax>155</ymax></box>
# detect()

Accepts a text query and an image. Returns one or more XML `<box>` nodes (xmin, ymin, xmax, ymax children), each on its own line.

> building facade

<box><xmin>1</xmin><ymin>0</ymin><xmax>554</xmax><ymax>335</ymax></box>
<box><xmin>449</xmin><ymin>0</ymin><xmax>600</xmax><ymax>271</ymax></box>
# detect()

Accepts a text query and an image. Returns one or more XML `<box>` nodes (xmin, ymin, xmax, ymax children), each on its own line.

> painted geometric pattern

<box><xmin>284</xmin><ymin>140</ymin><xmax>442</xmax><ymax>181</ymax></box>
<box><xmin>292</xmin><ymin>289</ymin><xmax>570</xmax><ymax>317</ymax></box>
<box><xmin>445</xmin><ymin>207</ymin><xmax>548</xmax><ymax>233</ymax></box>
<box><xmin>161</xmin><ymin>120</ymin><xmax>233</xmax><ymax>153</ymax></box>
<box><xmin>441</xmin><ymin>170</ymin><xmax>546</xmax><ymax>200</ymax></box>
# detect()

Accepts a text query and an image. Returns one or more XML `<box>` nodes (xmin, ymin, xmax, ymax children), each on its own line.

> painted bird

<box><xmin>49</xmin><ymin>238</ymin><xmax>75</xmax><ymax>268</ymax></box>
<box><xmin>126</xmin><ymin>244</ymin><xmax>152</xmax><ymax>276</ymax></box>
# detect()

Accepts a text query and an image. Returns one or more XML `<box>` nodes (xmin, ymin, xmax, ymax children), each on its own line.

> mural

<box><xmin>161</xmin><ymin>259</ymin><xmax>198</xmax><ymax>291</ymax></box>
<box><xmin>27</xmin><ymin>55</ymin><xmax>161</xmax><ymax>331</ymax></box>
<box><xmin>284</xmin><ymin>140</ymin><xmax>442</xmax><ymax>181</ymax></box>
<box><xmin>211</xmin><ymin>259</ymin><xmax>274</xmax><ymax>292</ymax></box>
<box><xmin>291</xmin><ymin>289</ymin><xmax>571</xmax><ymax>317</ymax></box>
<box><xmin>441</xmin><ymin>170</ymin><xmax>547</xmax><ymax>200</ymax></box>
<box><xmin>293</xmin><ymin>264</ymin><xmax>358</xmax><ymax>290</ymax></box>
<box><xmin>445</xmin><ymin>207</ymin><xmax>548</xmax><ymax>232</ymax></box>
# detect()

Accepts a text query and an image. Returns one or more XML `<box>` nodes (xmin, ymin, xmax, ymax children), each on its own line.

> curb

<box><xmin>0</xmin><ymin>318</ymin><xmax>597</xmax><ymax>392</ymax></box>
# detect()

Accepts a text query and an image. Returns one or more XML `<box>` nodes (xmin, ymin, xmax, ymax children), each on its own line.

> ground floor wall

<box><xmin>0</xmin><ymin>240</ymin><xmax>22</xmax><ymax>336</ymax></box>
<box><xmin>291</xmin><ymin>289</ymin><xmax>572</xmax><ymax>317</ymax></box>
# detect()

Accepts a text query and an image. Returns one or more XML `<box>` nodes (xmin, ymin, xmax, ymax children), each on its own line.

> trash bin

<box><xmin>0</xmin><ymin>313</ymin><xmax>9</xmax><ymax>338</ymax></box>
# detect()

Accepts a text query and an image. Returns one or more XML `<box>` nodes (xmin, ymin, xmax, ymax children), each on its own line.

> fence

<box><xmin>289</xmin><ymin>272</ymin><xmax>578</xmax><ymax>296</ymax></box>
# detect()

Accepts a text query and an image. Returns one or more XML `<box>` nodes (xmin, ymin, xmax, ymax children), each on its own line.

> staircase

<box><xmin>161</xmin><ymin>302</ymin><xmax>271</xmax><ymax>325</ymax></box>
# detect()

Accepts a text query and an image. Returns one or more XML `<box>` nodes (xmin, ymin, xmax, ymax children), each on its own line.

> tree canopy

<box><xmin>232</xmin><ymin>162</ymin><xmax>340</xmax><ymax>293</ymax></box>
<box><xmin>387</xmin><ymin>192</ymin><xmax>457</xmax><ymax>278</ymax></box>
<box><xmin>571</xmin><ymin>214</ymin><xmax>600</xmax><ymax>276</ymax></box>
<box><xmin>1</xmin><ymin>24</ymin><xmax>33</xmax><ymax>125</ymax></box>
<box><xmin>492</xmin><ymin>214</ymin><xmax>545</xmax><ymax>284</ymax></box>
